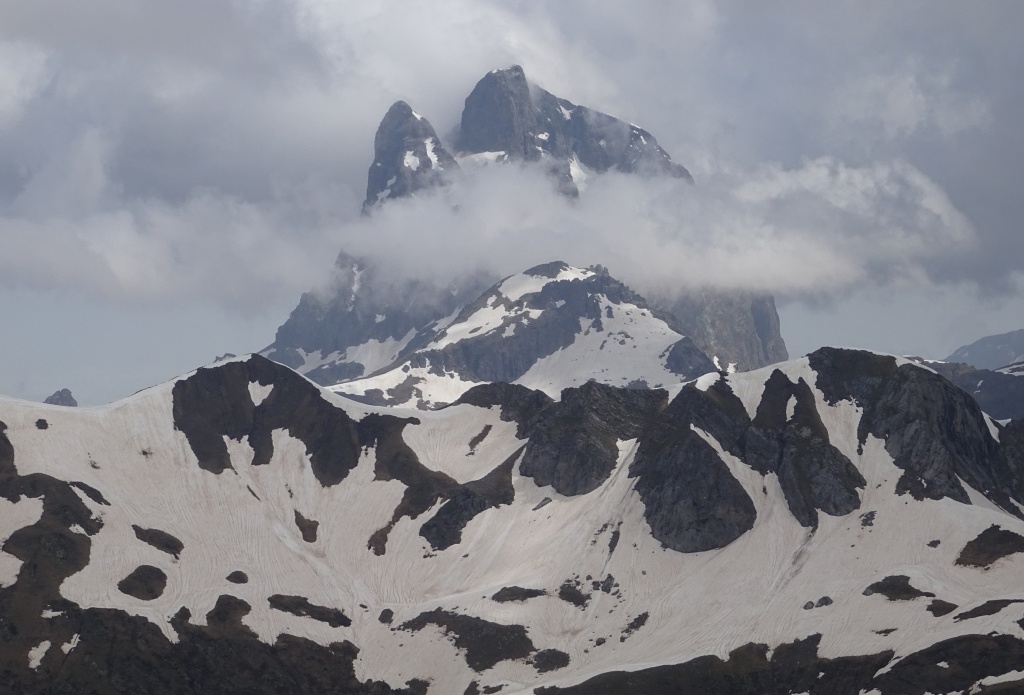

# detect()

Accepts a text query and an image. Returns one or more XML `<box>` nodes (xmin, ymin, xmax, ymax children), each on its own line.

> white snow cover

<box><xmin>1</xmin><ymin>354</ymin><xmax>1022</xmax><ymax>693</ymax></box>
<box><xmin>342</xmin><ymin>330</ymin><xmax>417</xmax><ymax>376</ymax></box>
<box><xmin>403</xmin><ymin>151</ymin><xmax>420</xmax><ymax>171</ymax></box>
<box><xmin>457</xmin><ymin>151</ymin><xmax>508</xmax><ymax>166</ymax></box>
<box><xmin>424</xmin><ymin>138</ymin><xmax>441</xmax><ymax>169</ymax></box>
<box><xmin>28</xmin><ymin>640</ymin><xmax>50</xmax><ymax>669</ymax></box>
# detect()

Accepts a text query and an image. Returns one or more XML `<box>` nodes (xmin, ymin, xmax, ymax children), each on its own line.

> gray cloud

<box><xmin>0</xmin><ymin>0</ymin><xmax>1022</xmax><ymax>401</ymax></box>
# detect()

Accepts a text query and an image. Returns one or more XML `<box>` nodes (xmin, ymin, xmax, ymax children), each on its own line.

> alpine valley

<box><xmin>3</xmin><ymin>67</ymin><xmax>1024</xmax><ymax>695</ymax></box>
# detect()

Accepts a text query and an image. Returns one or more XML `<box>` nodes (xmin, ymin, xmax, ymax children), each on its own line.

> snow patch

<box><xmin>61</xmin><ymin>634</ymin><xmax>81</xmax><ymax>654</ymax></box>
<box><xmin>403</xmin><ymin>151</ymin><xmax>420</xmax><ymax>171</ymax></box>
<box><xmin>248</xmin><ymin>381</ymin><xmax>273</xmax><ymax>407</ymax></box>
<box><xmin>425</xmin><ymin>138</ymin><xmax>441</xmax><ymax>169</ymax></box>
<box><xmin>28</xmin><ymin>641</ymin><xmax>50</xmax><ymax>669</ymax></box>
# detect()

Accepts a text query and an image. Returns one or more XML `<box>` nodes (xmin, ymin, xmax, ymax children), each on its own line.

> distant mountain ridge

<box><xmin>946</xmin><ymin>328</ymin><xmax>1024</xmax><ymax>370</ymax></box>
<box><xmin>264</xmin><ymin>65</ymin><xmax>787</xmax><ymax>388</ymax></box>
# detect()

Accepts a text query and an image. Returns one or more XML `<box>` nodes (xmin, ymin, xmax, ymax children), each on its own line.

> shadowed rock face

<box><xmin>172</xmin><ymin>355</ymin><xmax>363</xmax><ymax>487</ymax></box>
<box><xmin>43</xmin><ymin>388</ymin><xmax>77</xmax><ymax>407</ymax></box>
<box><xmin>663</xmin><ymin>290</ymin><xmax>788</xmax><ymax>371</ymax></box>
<box><xmin>946</xmin><ymin>328</ymin><xmax>1024</xmax><ymax>370</ymax></box>
<box><xmin>520</xmin><ymin>382</ymin><xmax>668</xmax><ymax>496</ymax></box>
<box><xmin>456</xmin><ymin>65</ymin><xmax>692</xmax><ymax>194</ymax></box>
<box><xmin>363</xmin><ymin>100</ymin><xmax>459</xmax><ymax>213</ymax></box>
<box><xmin>372</xmin><ymin>263</ymin><xmax>716</xmax><ymax>403</ymax></box>
<box><xmin>809</xmin><ymin>348</ymin><xmax>1024</xmax><ymax>514</ymax></box>
<box><xmin>264</xmin><ymin>251</ymin><xmax>493</xmax><ymax>386</ymax></box>
<box><xmin>925</xmin><ymin>360</ymin><xmax>1024</xmax><ymax>421</ymax></box>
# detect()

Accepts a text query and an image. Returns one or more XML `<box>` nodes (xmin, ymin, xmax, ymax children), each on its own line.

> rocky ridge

<box><xmin>330</xmin><ymin>261</ymin><xmax>716</xmax><ymax>409</ymax></box>
<box><xmin>262</xmin><ymin>65</ymin><xmax>788</xmax><ymax>384</ymax></box>
<box><xmin>2</xmin><ymin>348</ymin><xmax>1024</xmax><ymax>693</ymax></box>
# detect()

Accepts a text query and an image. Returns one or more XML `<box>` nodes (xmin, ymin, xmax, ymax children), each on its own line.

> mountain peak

<box><xmin>455</xmin><ymin>65</ymin><xmax>693</xmax><ymax>190</ymax></box>
<box><xmin>362</xmin><ymin>99</ymin><xmax>459</xmax><ymax>213</ymax></box>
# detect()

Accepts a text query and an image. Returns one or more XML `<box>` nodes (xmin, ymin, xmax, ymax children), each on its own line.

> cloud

<box><xmin>827</xmin><ymin>60</ymin><xmax>992</xmax><ymax>141</ymax></box>
<box><xmin>338</xmin><ymin>156</ymin><xmax>976</xmax><ymax>302</ymax></box>
<box><xmin>0</xmin><ymin>0</ymin><xmax>1021</xmax><ymax>313</ymax></box>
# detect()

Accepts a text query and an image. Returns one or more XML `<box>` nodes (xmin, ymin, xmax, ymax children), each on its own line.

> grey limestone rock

<box><xmin>519</xmin><ymin>381</ymin><xmax>668</xmax><ymax>496</ymax></box>
<box><xmin>43</xmin><ymin>388</ymin><xmax>77</xmax><ymax>407</ymax></box>
<box><xmin>662</xmin><ymin>290</ymin><xmax>788</xmax><ymax>372</ymax></box>
<box><xmin>363</xmin><ymin>100</ymin><xmax>459</xmax><ymax>213</ymax></box>
<box><xmin>456</xmin><ymin>65</ymin><xmax>692</xmax><ymax>195</ymax></box>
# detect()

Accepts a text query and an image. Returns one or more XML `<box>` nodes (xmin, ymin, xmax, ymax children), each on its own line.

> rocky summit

<box><xmin>363</xmin><ymin>100</ymin><xmax>459</xmax><ymax>212</ymax></box>
<box><xmin>262</xmin><ymin>66</ymin><xmax>787</xmax><ymax>382</ymax></box>
<box><xmin>455</xmin><ymin>65</ymin><xmax>692</xmax><ymax>195</ymax></box>
<box><xmin>3</xmin><ymin>348</ymin><xmax>1024</xmax><ymax>693</ymax></box>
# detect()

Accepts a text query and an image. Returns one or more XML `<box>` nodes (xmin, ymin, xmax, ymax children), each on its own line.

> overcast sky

<box><xmin>1</xmin><ymin>1</ymin><xmax>1022</xmax><ymax>404</ymax></box>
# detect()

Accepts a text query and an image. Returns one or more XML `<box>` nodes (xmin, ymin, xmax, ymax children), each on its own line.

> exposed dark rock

<box><xmin>226</xmin><ymin>571</ymin><xmax>248</xmax><ymax>584</ymax></box>
<box><xmin>747</xmin><ymin>371</ymin><xmax>865</xmax><ymax>527</ymax></box>
<box><xmin>809</xmin><ymin>348</ymin><xmax>1023</xmax><ymax>515</ymax></box>
<box><xmin>953</xmin><ymin>599</ymin><xmax>1024</xmax><ymax>622</ymax></box>
<box><xmin>361</xmin><ymin>413</ymin><xmax>460</xmax><ymax>554</ymax></box>
<box><xmin>420</xmin><ymin>445</ymin><xmax>521</xmax><ymax>550</ymax></box>
<box><xmin>532</xmin><ymin>649</ymin><xmax>570</xmax><ymax>673</ymax></box>
<box><xmin>132</xmin><ymin>524</ymin><xmax>184</xmax><ymax>559</ymax></box>
<box><xmin>69</xmin><ymin>480</ymin><xmax>110</xmax><ymax>506</ymax></box>
<box><xmin>620</xmin><ymin>612</ymin><xmax>649</xmax><ymax>641</ymax></box>
<box><xmin>399</xmin><ymin>608</ymin><xmax>535</xmax><ymax>672</ymax></box>
<box><xmin>815</xmin><ymin>596</ymin><xmax>833</xmax><ymax>608</ymax></box>
<box><xmin>872</xmin><ymin>634</ymin><xmax>1024</xmax><ymax>695</ymax></box>
<box><xmin>934</xmin><ymin>363</ymin><xmax>1024</xmax><ymax>421</ymax></box>
<box><xmin>664</xmin><ymin>335</ymin><xmax>719</xmax><ymax>377</ymax></box>
<box><xmin>861</xmin><ymin>511</ymin><xmax>876</xmax><ymax>527</ymax></box>
<box><xmin>863</xmin><ymin>575</ymin><xmax>935</xmax><ymax>601</ymax></box>
<box><xmin>364</xmin><ymin>100</ymin><xmax>459</xmax><ymax>212</ymax></box>
<box><xmin>454</xmin><ymin>382</ymin><xmax>554</xmax><ymax>437</ymax></box>
<box><xmin>520</xmin><ymin>381</ymin><xmax>668</xmax><ymax>495</ymax></box>
<box><xmin>456</xmin><ymin>65</ymin><xmax>691</xmax><ymax>197</ymax></box>
<box><xmin>608</xmin><ymin>527</ymin><xmax>621</xmax><ymax>554</ymax></box>
<box><xmin>268</xmin><ymin>594</ymin><xmax>351</xmax><ymax>628</ymax></box>
<box><xmin>378</xmin><ymin>608</ymin><xmax>394</xmax><ymax>624</ymax></box>
<box><xmin>928</xmin><ymin>539</ymin><xmax>941</xmax><ymax>547</ymax></box>
<box><xmin>264</xmin><ymin>252</ymin><xmax>492</xmax><ymax>387</ymax></box>
<box><xmin>661</xmin><ymin>290</ymin><xmax>788</xmax><ymax>372</ymax></box>
<box><xmin>557</xmin><ymin>579</ymin><xmax>590</xmax><ymax>609</ymax></box>
<box><xmin>293</xmin><ymin>510</ymin><xmax>319</xmax><ymax>543</ymax></box>
<box><xmin>532</xmin><ymin>497</ymin><xmax>552</xmax><ymax>511</ymax></box>
<box><xmin>491</xmin><ymin>586</ymin><xmax>547</xmax><ymax>603</ymax></box>
<box><xmin>536</xmin><ymin>634</ymin><xmax>892</xmax><ymax>695</ymax></box>
<box><xmin>955</xmin><ymin>524</ymin><xmax>1024</xmax><ymax>568</ymax></box>
<box><xmin>468</xmin><ymin>424</ymin><xmax>492</xmax><ymax>453</ymax></box>
<box><xmin>629</xmin><ymin>380</ymin><xmax>757</xmax><ymax>552</ymax></box>
<box><xmin>117</xmin><ymin>565</ymin><xmax>167</xmax><ymax>600</ymax></box>
<box><xmin>802</xmin><ymin>601</ymin><xmax>814</xmax><ymax>610</ymax></box>
<box><xmin>172</xmin><ymin>355</ymin><xmax>362</xmax><ymax>486</ymax></box>
<box><xmin>43</xmin><ymin>388</ymin><xmax>77</xmax><ymax>407</ymax></box>
<box><xmin>35</xmin><ymin>419</ymin><xmax>47</xmax><ymax>430</ymax></box>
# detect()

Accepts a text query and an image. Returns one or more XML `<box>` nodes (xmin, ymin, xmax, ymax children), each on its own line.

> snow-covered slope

<box><xmin>331</xmin><ymin>261</ymin><xmax>715</xmax><ymax>408</ymax></box>
<box><xmin>3</xmin><ymin>349</ymin><xmax>1024</xmax><ymax>693</ymax></box>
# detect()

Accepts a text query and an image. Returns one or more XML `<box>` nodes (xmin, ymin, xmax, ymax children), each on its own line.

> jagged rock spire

<box><xmin>363</xmin><ymin>100</ymin><xmax>459</xmax><ymax>213</ymax></box>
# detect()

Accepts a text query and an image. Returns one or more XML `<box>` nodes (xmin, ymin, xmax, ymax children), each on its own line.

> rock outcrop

<box><xmin>363</xmin><ymin>100</ymin><xmax>459</xmax><ymax>212</ymax></box>
<box><xmin>43</xmin><ymin>388</ymin><xmax>77</xmax><ymax>407</ymax></box>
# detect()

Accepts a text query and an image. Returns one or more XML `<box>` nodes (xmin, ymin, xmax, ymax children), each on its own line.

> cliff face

<box><xmin>662</xmin><ymin>290</ymin><xmax>788</xmax><ymax>371</ymax></box>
